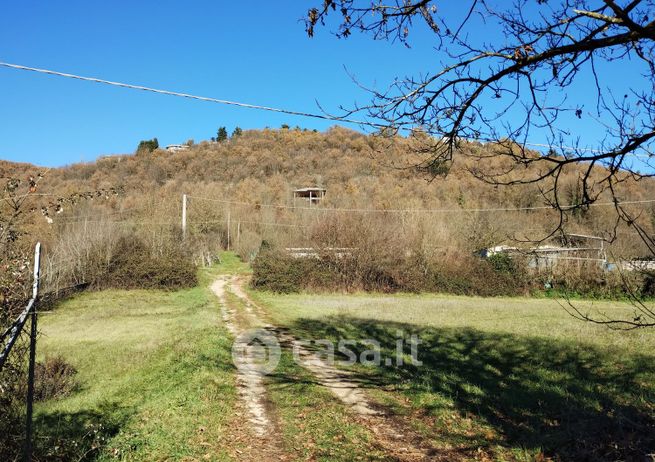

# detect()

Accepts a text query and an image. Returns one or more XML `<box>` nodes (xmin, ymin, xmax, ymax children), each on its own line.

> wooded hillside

<box><xmin>7</xmin><ymin>126</ymin><xmax>655</xmax><ymax>295</ymax></box>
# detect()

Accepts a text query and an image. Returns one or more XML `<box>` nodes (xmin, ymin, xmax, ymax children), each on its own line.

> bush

<box><xmin>429</xmin><ymin>256</ymin><xmax>524</xmax><ymax>297</ymax></box>
<box><xmin>35</xmin><ymin>356</ymin><xmax>79</xmax><ymax>401</ymax></box>
<box><xmin>252</xmin><ymin>248</ymin><xmax>307</xmax><ymax>293</ymax></box>
<box><xmin>252</xmin><ymin>246</ymin><xmax>528</xmax><ymax>296</ymax></box>
<box><xmin>487</xmin><ymin>253</ymin><xmax>516</xmax><ymax>274</ymax></box>
<box><xmin>640</xmin><ymin>272</ymin><xmax>655</xmax><ymax>297</ymax></box>
<box><xmin>99</xmin><ymin>236</ymin><xmax>197</xmax><ymax>290</ymax></box>
<box><xmin>545</xmin><ymin>262</ymin><xmax>636</xmax><ymax>299</ymax></box>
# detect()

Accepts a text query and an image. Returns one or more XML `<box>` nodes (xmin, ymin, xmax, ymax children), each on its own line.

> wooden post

<box><xmin>227</xmin><ymin>210</ymin><xmax>231</xmax><ymax>251</ymax></box>
<box><xmin>182</xmin><ymin>194</ymin><xmax>187</xmax><ymax>239</ymax></box>
<box><xmin>237</xmin><ymin>221</ymin><xmax>241</xmax><ymax>249</ymax></box>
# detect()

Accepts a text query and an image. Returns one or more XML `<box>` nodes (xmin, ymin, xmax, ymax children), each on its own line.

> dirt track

<box><xmin>212</xmin><ymin>275</ymin><xmax>451</xmax><ymax>462</ymax></box>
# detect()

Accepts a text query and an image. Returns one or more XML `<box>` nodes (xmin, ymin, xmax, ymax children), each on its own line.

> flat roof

<box><xmin>293</xmin><ymin>187</ymin><xmax>326</xmax><ymax>192</ymax></box>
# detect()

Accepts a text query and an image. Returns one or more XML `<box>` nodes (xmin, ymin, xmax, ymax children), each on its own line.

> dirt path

<box><xmin>228</xmin><ymin>276</ymin><xmax>447</xmax><ymax>462</ymax></box>
<box><xmin>210</xmin><ymin>277</ymin><xmax>288</xmax><ymax>461</ymax></box>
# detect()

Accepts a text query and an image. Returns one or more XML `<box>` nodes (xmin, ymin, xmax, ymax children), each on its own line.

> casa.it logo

<box><xmin>231</xmin><ymin>328</ymin><xmax>281</xmax><ymax>376</ymax></box>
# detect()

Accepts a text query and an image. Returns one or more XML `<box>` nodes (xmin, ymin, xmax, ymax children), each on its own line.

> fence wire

<box><xmin>0</xmin><ymin>243</ymin><xmax>41</xmax><ymax>462</ymax></box>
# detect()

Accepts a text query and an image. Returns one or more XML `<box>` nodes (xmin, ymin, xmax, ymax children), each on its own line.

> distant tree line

<box><xmin>211</xmin><ymin>126</ymin><xmax>242</xmax><ymax>142</ymax></box>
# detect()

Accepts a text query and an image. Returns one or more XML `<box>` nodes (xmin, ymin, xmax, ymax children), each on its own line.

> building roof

<box><xmin>293</xmin><ymin>187</ymin><xmax>326</xmax><ymax>193</ymax></box>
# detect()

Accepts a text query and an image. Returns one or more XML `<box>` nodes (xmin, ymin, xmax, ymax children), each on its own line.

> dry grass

<box><xmin>252</xmin><ymin>289</ymin><xmax>655</xmax><ymax>460</ymax></box>
<box><xmin>256</xmin><ymin>291</ymin><xmax>655</xmax><ymax>353</ymax></box>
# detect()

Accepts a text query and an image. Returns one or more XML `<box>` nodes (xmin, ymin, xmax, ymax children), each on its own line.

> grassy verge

<box><xmin>266</xmin><ymin>350</ymin><xmax>391</xmax><ymax>461</ymax></box>
<box><xmin>34</xmin><ymin>281</ymin><xmax>236</xmax><ymax>461</ymax></box>
<box><xmin>252</xmin><ymin>291</ymin><xmax>655</xmax><ymax>461</ymax></box>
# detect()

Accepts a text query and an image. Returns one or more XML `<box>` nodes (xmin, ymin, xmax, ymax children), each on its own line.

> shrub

<box><xmin>640</xmin><ymin>272</ymin><xmax>655</xmax><ymax>298</ymax></box>
<box><xmin>487</xmin><ymin>253</ymin><xmax>516</xmax><ymax>274</ymax></box>
<box><xmin>252</xmin><ymin>245</ymin><xmax>528</xmax><ymax>296</ymax></box>
<box><xmin>99</xmin><ymin>236</ymin><xmax>197</xmax><ymax>290</ymax></box>
<box><xmin>252</xmin><ymin>248</ymin><xmax>306</xmax><ymax>293</ymax></box>
<box><xmin>35</xmin><ymin>356</ymin><xmax>79</xmax><ymax>401</ymax></box>
<box><xmin>546</xmin><ymin>262</ymin><xmax>635</xmax><ymax>299</ymax></box>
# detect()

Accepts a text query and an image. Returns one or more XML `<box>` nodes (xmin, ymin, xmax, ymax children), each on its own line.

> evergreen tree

<box><xmin>232</xmin><ymin>127</ymin><xmax>243</xmax><ymax>138</ymax></box>
<box><xmin>136</xmin><ymin>138</ymin><xmax>159</xmax><ymax>155</ymax></box>
<box><xmin>216</xmin><ymin>127</ymin><xmax>228</xmax><ymax>142</ymax></box>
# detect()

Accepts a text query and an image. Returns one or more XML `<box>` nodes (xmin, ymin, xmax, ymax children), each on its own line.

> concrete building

<box><xmin>293</xmin><ymin>187</ymin><xmax>326</xmax><ymax>206</ymax></box>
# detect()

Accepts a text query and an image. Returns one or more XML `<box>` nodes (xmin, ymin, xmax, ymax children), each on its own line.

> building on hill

<box><xmin>165</xmin><ymin>144</ymin><xmax>189</xmax><ymax>153</ymax></box>
<box><xmin>293</xmin><ymin>187</ymin><xmax>326</xmax><ymax>206</ymax></box>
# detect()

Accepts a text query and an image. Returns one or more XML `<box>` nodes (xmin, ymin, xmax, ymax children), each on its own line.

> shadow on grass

<box><xmin>290</xmin><ymin>316</ymin><xmax>655</xmax><ymax>461</ymax></box>
<box><xmin>33</xmin><ymin>402</ymin><xmax>128</xmax><ymax>461</ymax></box>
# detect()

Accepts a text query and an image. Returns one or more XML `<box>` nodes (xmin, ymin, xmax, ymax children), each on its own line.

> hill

<box><xmin>5</xmin><ymin>126</ymin><xmax>655</xmax><ymax>295</ymax></box>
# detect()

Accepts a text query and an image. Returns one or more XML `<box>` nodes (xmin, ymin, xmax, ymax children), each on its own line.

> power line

<box><xmin>55</xmin><ymin>207</ymin><xmax>144</xmax><ymax>222</ymax></box>
<box><xmin>53</xmin><ymin>217</ymin><xmax>307</xmax><ymax>228</ymax></box>
<box><xmin>186</xmin><ymin>194</ymin><xmax>655</xmax><ymax>214</ymax></box>
<box><xmin>236</xmin><ymin>220</ymin><xmax>307</xmax><ymax>228</ymax></box>
<box><xmin>1</xmin><ymin>61</ymin><xmax>646</xmax><ymax>157</ymax></box>
<box><xmin>0</xmin><ymin>61</ymin><xmax>383</xmax><ymax>129</ymax></box>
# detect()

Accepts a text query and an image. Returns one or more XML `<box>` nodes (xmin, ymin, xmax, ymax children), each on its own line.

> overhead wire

<box><xmin>0</xmin><ymin>61</ymin><xmax>646</xmax><ymax>156</ymax></box>
<box><xmin>0</xmin><ymin>61</ymin><xmax>383</xmax><ymax>129</ymax></box>
<box><xmin>185</xmin><ymin>195</ymin><xmax>655</xmax><ymax>214</ymax></box>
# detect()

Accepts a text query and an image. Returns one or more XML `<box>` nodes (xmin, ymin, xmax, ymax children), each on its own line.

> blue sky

<box><xmin>0</xmin><ymin>1</ymin><xmax>648</xmax><ymax>167</ymax></box>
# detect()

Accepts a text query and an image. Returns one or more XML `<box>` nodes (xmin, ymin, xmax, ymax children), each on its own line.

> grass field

<box><xmin>34</xmin><ymin>276</ymin><xmax>237</xmax><ymax>461</ymax></box>
<box><xmin>253</xmin><ymin>290</ymin><xmax>655</xmax><ymax>461</ymax></box>
<box><xmin>30</xmin><ymin>253</ymin><xmax>655</xmax><ymax>461</ymax></box>
<box><xmin>32</xmin><ymin>258</ymin><xmax>390</xmax><ymax>462</ymax></box>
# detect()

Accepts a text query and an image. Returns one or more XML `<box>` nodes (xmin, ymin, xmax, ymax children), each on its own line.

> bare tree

<box><xmin>306</xmin><ymin>0</ymin><xmax>655</xmax><ymax>327</ymax></box>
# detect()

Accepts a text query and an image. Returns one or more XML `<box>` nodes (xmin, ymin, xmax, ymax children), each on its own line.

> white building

<box><xmin>165</xmin><ymin>144</ymin><xmax>189</xmax><ymax>153</ymax></box>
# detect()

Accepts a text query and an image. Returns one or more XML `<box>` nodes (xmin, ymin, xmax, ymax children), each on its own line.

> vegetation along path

<box><xmin>214</xmin><ymin>273</ymin><xmax>447</xmax><ymax>461</ymax></box>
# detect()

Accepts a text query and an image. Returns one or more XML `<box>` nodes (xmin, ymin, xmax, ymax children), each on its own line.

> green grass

<box><xmin>251</xmin><ymin>290</ymin><xmax>655</xmax><ymax>461</ymax></box>
<box><xmin>211</xmin><ymin>251</ymin><xmax>252</xmax><ymax>276</ymax></box>
<box><xmin>34</xmin><ymin>281</ymin><xmax>237</xmax><ymax>461</ymax></box>
<box><xmin>220</xmin><ymin>274</ymin><xmax>393</xmax><ymax>461</ymax></box>
<box><xmin>266</xmin><ymin>350</ymin><xmax>391</xmax><ymax>461</ymax></box>
<box><xmin>33</xmin><ymin>254</ymin><xmax>655</xmax><ymax>461</ymax></box>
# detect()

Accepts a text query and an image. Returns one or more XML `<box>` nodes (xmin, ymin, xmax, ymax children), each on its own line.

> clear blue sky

<box><xmin>0</xmin><ymin>1</ymin><xmax>647</xmax><ymax>167</ymax></box>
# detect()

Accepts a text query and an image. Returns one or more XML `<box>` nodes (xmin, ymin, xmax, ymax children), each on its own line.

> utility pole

<box><xmin>227</xmin><ymin>210</ymin><xmax>231</xmax><ymax>251</ymax></box>
<box><xmin>182</xmin><ymin>194</ymin><xmax>187</xmax><ymax>239</ymax></box>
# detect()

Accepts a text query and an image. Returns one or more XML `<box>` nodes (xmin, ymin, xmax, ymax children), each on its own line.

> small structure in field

<box><xmin>285</xmin><ymin>247</ymin><xmax>354</xmax><ymax>259</ymax></box>
<box><xmin>481</xmin><ymin>233</ymin><xmax>609</xmax><ymax>269</ymax></box>
<box><xmin>293</xmin><ymin>187</ymin><xmax>326</xmax><ymax>206</ymax></box>
<box><xmin>620</xmin><ymin>259</ymin><xmax>655</xmax><ymax>272</ymax></box>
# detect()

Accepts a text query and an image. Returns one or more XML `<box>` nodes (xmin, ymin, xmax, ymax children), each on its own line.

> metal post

<box><xmin>24</xmin><ymin>242</ymin><xmax>41</xmax><ymax>462</ymax></box>
<box><xmin>182</xmin><ymin>194</ymin><xmax>187</xmax><ymax>239</ymax></box>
